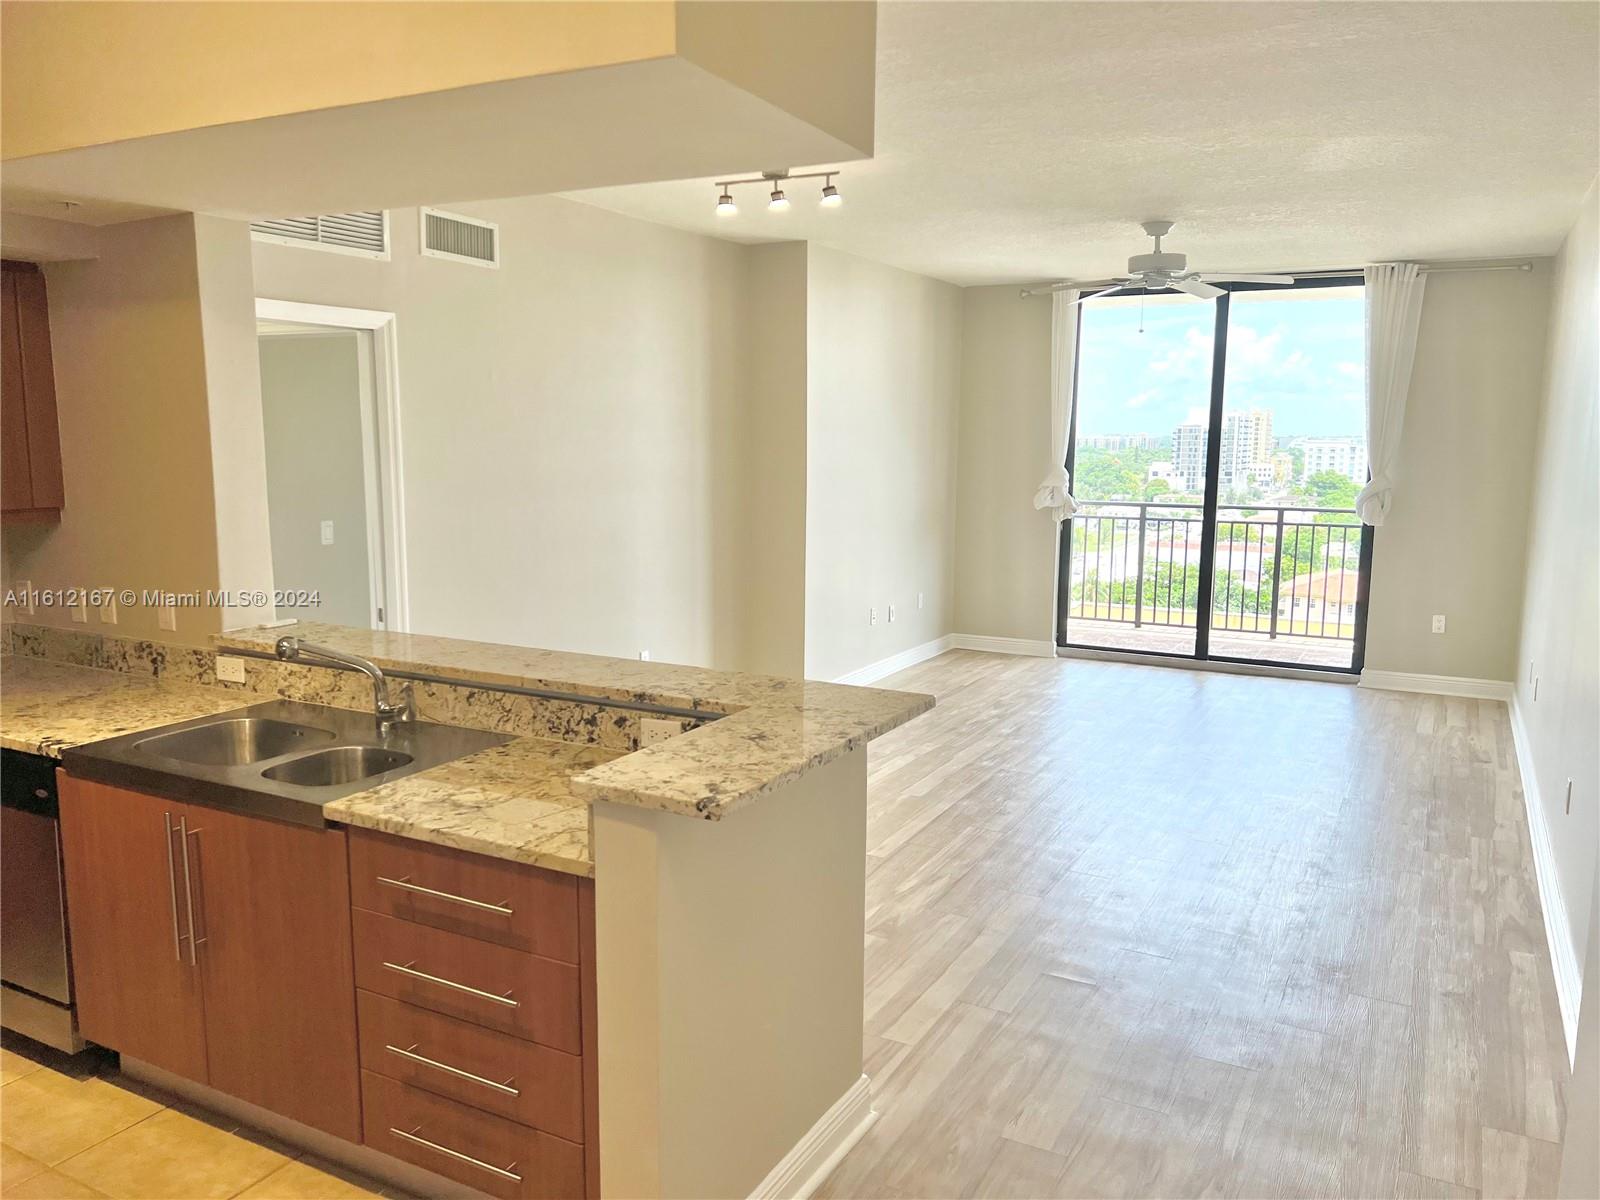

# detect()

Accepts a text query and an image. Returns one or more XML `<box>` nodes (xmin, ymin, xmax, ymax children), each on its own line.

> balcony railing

<box><xmin>1065</xmin><ymin>502</ymin><xmax>1364</xmax><ymax>642</ymax></box>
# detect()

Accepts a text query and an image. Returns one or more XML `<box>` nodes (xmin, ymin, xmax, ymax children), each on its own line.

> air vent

<box><xmin>420</xmin><ymin>207</ymin><xmax>499</xmax><ymax>268</ymax></box>
<box><xmin>250</xmin><ymin>212</ymin><xmax>388</xmax><ymax>259</ymax></box>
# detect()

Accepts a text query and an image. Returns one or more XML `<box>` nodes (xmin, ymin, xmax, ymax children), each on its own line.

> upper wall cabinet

<box><xmin>1</xmin><ymin>259</ymin><xmax>64</xmax><ymax>521</ymax></box>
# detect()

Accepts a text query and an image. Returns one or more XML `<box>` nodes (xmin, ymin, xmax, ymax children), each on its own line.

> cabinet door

<box><xmin>189</xmin><ymin>806</ymin><xmax>362</xmax><ymax>1142</ymax></box>
<box><xmin>11</xmin><ymin>268</ymin><xmax>63</xmax><ymax>508</ymax></box>
<box><xmin>1</xmin><ymin>270</ymin><xmax>33</xmax><ymax>511</ymax></box>
<box><xmin>57</xmin><ymin>776</ymin><xmax>209</xmax><ymax>1081</ymax></box>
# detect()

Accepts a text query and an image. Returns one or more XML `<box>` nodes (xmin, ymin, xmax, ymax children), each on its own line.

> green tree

<box><xmin>1305</xmin><ymin>471</ymin><xmax>1359</xmax><ymax>510</ymax></box>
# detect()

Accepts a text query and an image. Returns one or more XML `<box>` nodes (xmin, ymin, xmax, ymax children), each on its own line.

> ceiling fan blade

<box><xmin>1071</xmin><ymin>283</ymin><xmax>1129</xmax><ymax>305</ymax></box>
<box><xmin>1170</xmin><ymin>278</ymin><xmax>1224</xmax><ymax>300</ymax></box>
<box><xmin>1196</xmin><ymin>273</ymin><xmax>1297</xmax><ymax>285</ymax></box>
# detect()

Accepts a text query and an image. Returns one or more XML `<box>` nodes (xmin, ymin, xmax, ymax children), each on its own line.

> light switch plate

<box><xmin>216</xmin><ymin>656</ymin><xmax>248</xmax><ymax>684</ymax></box>
<box><xmin>158</xmin><ymin>605</ymin><xmax>177</xmax><ymax>632</ymax></box>
<box><xmin>320</xmin><ymin>520</ymin><xmax>335</xmax><ymax>545</ymax></box>
<box><xmin>70</xmin><ymin>597</ymin><xmax>88</xmax><ymax>623</ymax></box>
<box><xmin>100</xmin><ymin>594</ymin><xmax>117</xmax><ymax>624</ymax></box>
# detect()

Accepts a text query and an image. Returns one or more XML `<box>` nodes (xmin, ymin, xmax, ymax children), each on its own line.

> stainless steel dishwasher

<box><xmin>1</xmin><ymin>747</ymin><xmax>82</xmax><ymax>1051</ymax></box>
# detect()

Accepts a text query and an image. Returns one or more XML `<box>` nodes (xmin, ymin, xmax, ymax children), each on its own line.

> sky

<box><xmin>1075</xmin><ymin>285</ymin><xmax>1366</xmax><ymax>439</ymax></box>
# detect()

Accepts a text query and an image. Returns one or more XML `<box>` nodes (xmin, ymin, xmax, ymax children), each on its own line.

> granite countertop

<box><xmin>218</xmin><ymin>622</ymin><xmax>935</xmax><ymax>821</ymax></box>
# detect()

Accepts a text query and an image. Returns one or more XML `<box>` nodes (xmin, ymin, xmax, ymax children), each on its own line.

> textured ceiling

<box><xmin>570</xmin><ymin>1</ymin><xmax>1600</xmax><ymax>286</ymax></box>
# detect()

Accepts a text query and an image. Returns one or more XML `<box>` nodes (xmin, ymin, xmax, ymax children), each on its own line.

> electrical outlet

<box><xmin>869</xmin><ymin>607</ymin><xmax>877</xmax><ymax>626</ymax></box>
<box><xmin>320</xmin><ymin>520</ymin><xmax>335</xmax><ymax>546</ymax></box>
<box><xmin>1430</xmin><ymin>614</ymin><xmax>1446</xmax><ymax>633</ymax></box>
<box><xmin>888</xmin><ymin>604</ymin><xmax>896</xmax><ymax>623</ymax></box>
<box><xmin>640</xmin><ymin>718</ymin><xmax>681</xmax><ymax>747</ymax></box>
<box><xmin>216</xmin><ymin>655</ymin><xmax>248</xmax><ymax>684</ymax></box>
<box><xmin>639</xmin><ymin>650</ymin><xmax>651</xmax><ymax>661</ymax></box>
<box><xmin>70</xmin><ymin>596</ymin><xmax>88</xmax><ymax>623</ymax></box>
<box><xmin>159</xmin><ymin>605</ymin><xmax>177</xmax><ymax>632</ymax></box>
<box><xmin>100</xmin><ymin>593</ymin><xmax>117</xmax><ymax>624</ymax></box>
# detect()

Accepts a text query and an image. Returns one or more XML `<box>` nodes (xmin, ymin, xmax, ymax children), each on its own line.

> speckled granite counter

<box><xmin>0</xmin><ymin>657</ymin><xmax>243</xmax><ymax>757</ymax></box>
<box><xmin>217</xmin><ymin>622</ymin><xmax>935</xmax><ymax>821</ymax></box>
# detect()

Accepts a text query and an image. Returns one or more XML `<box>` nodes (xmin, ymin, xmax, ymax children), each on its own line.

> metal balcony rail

<box><xmin>1066</xmin><ymin>502</ymin><xmax>1363</xmax><ymax>642</ymax></box>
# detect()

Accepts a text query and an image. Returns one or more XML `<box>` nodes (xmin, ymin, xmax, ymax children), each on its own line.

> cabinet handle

<box><xmin>385</xmin><ymin>1043</ymin><xmax>520</xmax><ymax>1096</ymax></box>
<box><xmin>389</xmin><ymin>1126</ymin><xmax>521</xmax><ymax>1183</ymax></box>
<box><xmin>376</xmin><ymin>875</ymin><xmax>513</xmax><ymax>916</ymax></box>
<box><xmin>381</xmin><ymin>960</ymin><xmax>518</xmax><ymax>1007</ymax></box>
<box><xmin>163</xmin><ymin>813</ymin><xmax>182</xmax><ymax>961</ymax></box>
<box><xmin>178</xmin><ymin>817</ymin><xmax>206</xmax><ymax>965</ymax></box>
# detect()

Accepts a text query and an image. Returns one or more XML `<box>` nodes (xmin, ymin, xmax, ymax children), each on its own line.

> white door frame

<box><xmin>255</xmin><ymin>297</ymin><xmax>410</xmax><ymax>632</ymax></box>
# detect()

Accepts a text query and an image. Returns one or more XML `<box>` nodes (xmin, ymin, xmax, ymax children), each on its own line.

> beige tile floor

<box><xmin>0</xmin><ymin>1038</ymin><xmax>405</xmax><ymax>1200</ymax></box>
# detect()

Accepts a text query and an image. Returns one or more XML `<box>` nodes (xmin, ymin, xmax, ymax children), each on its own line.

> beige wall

<box><xmin>592</xmin><ymin>748</ymin><xmax>867</xmax><ymax>1199</ymax></box>
<box><xmin>1364</xmin><ymin>264</ymin><xmax>1553</xmax><ymax>679</ymax></box>
<box><xmin>258</xmin><ymin>334</ymin><xmax>373</xmax><ymax>628</ymax></box>
<box><xmin>1</xmin><ymin>1</ymin><xmax>677</xmax><ymax>160</ymax></box>
<box><xmin>1514</xmin><ymin>180</ymin><xmax>1598</xmax><ymax>994</ymax></box>
<box><xmin>804</xmin><ymin>245</ymin><xmax>962</xmax><ymax>681</ymax></box>
<box><xmin>953</xmin><ymin>286</ymin><xmax>1057</xmax><ymax>645</ymax></box>
<box><xmin>252</xmin><ymin>198</ymin><xmax>752</xmax><ymax>669</ymax></box>
<box><xmin>2</xmin><ymin>215</ymin><xmax>222</xmax><ymax>646</ymax></box>
<box><xmin>736</xmin><ymin>244</ymin><xmax>809</xmax><ymax>677</ymax></box>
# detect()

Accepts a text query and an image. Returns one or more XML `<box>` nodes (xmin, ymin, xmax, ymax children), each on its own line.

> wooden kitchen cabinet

<box><xmin>58</xmin><ymin>775</ymin><xmax>210</xmax><ymax>1082</ymax></box>
<box><xmin>58</xmin><ymin>775</ymin><xmax>361</xmax><ymax>1141</ymax></box>
<box><xmin>1</xmin><ymin>261</ymin><xmax>64</xmax><ymax>520</ymax></box>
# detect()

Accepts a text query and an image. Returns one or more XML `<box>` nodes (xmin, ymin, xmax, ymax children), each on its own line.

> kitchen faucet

<box><xmin>274</xmin><ymin>636</ymin><xmax>415</xmax><ymax>729</ymax></box>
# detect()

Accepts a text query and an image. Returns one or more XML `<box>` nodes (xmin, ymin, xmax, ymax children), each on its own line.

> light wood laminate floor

<box><xmin>817</xmin><ymin>650</ymin><xmax>1568</xmax><ymax>1200</ymax></box>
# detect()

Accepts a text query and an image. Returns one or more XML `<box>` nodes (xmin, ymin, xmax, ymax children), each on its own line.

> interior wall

<box><xmin>953</xmin><ymin>285</ymin><xmax>1056</xmax><ymax>645</ymax></box>
<box><xmin>251</xmin><ymin>197</ymin><xmax>749</xmax><ymax>669</ymax></box>
<box><xmin>803</xmin><ymin>245</ymin><xmax>962</xmax><ymax>681</ymax></box>
<box><xmin>1364</xmin><ymin>263</ymin><xmax>1553</xmax><ymax>680</ymax></box>
<box><xmin>1514</xmin><ymin>179</ymin><xmax>1599</xmax><ymax>995</ymax></box>
<box><xmin>1</xmin><ymin>214</ymin><xmax>222</xmax><ymax>646</ymax></box>
<box><xmin>258</xmin><ymin>333</ymin><xmax>372</xmax><ymax>628</ymax></box>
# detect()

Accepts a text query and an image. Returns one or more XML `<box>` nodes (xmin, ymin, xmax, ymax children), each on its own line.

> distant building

<box><xmin>1277</xmin><ymin>568</ymin><xmax>1361</xmax><ymax>629</ymax></box>
<box><xmin>1171</xmin><ymin>424</ymin><xmax>1207</xmax><ymax>491</ymax></box>
<box><xmin>1080</xmin><ymin>433</ymin><xmax>1157</xmax><ymax>451</ymax></box>
<box><xmin>1147</xmin><ymin>461</ymin><xmax>1180</xmax><ymax>487</ymax></box>
<box><xmin>1294</xmin><ymin>436</ymin><xmax>1367</xmax><ymax>484</ymax></box>
<box><xmin>1219</xmin><ymin>409</ymin><xmax>1274</xmax><ymax>492</ymax></box>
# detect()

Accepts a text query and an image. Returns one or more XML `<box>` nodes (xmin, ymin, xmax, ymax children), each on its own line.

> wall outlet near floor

<box><xmin>640</xmin><ymin>718</ymin><xmax>681</xmax><ymax>747</ymax></box>
<box><xmin>158</xmin><ymin>604</ymin><xmax>177</xmax><ymax>632</ymax></box>
<box><xmin>216</xmin><ymin>656</ymin><xmax>248</xmax><ymax>685</ymax></box>
<box><xmin>99</xmin><ymin>594</ymin><xmax>117</xmax><ymax>624</ymax></box>
<box><xmin>888</xmin><ymin>604</ymin><xmax>896</xmax><ymax>623</ymax></box>
<box><xmin>1430</xmin><ymin>614</ymin><xmax>1446</xmax><ymax>633</ymax></box>
<box><xmin>320</xmin><ymin>520</ymin><xmax>335</xmax><ymax>546</ymax></box>
<box><xmin>70</xmin><ymin>596</ymin><xmax>88</xmax><ymax>623</ymax></box>
<box><xmin>638</xmin><ymin>650</ymin><xmax>650</xmax><ymax>661</ymax></box>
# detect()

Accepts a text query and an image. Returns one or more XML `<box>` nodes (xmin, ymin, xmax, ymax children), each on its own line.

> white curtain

<box><xmin>1356</xmin><ymin>263</ymin><xmax>1427</xmax><ymax>525</ymax></box>
<box><xmin>1033</xmin><ymin>288</ymin><xmax>1081</xmax><ymax>520</ymax></box>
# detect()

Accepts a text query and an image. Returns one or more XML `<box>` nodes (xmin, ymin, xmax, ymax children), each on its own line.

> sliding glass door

<box><xmin>1057</xmin><ymin>277</ymin><xmax>1372</xmax><ymax>673</ymax></box>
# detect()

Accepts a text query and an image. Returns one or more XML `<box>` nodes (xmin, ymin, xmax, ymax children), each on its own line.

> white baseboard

<box><xmin>749</xmin><ymin>1073</ymin><xmax>877</xmax><ymax>1200</ymax></box>
<box><xmin>948</xmin><ymin>633</ymin><xmax>1057</xmax><ymax>658</ymax></box>
<box><xmin>1358</xmin><ymin>669</ymin><xmax>1513</xmax><ymax>702</ymax></box>
<box><xmin>834</xmin><ymin>636</ymin><xmax>954</xmax><ymax>686</ymax></box>
<box><xmin>1508</xmin><ymin>697</ymin><xmax>1581</xmax><ymax>1065</ymax></box>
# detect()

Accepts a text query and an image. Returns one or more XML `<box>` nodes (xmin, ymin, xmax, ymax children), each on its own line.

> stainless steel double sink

<box><xmin>63</xmin><ymin>700</ymin><xmax>513</xmax><ymax>827</ymax></box>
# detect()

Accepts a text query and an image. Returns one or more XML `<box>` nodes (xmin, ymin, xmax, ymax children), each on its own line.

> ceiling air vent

<box><xmin>420</xmin><ymin>207</ymin><xmax>499</xmax><ymax>268</ymax></box>
<box><xmin>250</xmin><ymin>212</ymin><xmax>389</xmax><ymax>259</ymax></box>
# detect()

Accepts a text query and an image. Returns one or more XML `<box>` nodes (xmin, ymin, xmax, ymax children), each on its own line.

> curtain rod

<box><xmin>1019</xmin><ymin>259</ymin><xmax>1534</xmax><ymax>298</ymax></box>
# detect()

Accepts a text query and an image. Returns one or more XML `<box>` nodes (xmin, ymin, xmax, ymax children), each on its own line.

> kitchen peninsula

<box><xmin>1</xmin><ymin>621</ymin><xmax>933</xmax><ymax>1200</ymax></box>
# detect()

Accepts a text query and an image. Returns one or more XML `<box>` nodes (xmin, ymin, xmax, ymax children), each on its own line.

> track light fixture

<box><xmin>712</xmin><ymin>168</ymin><xmax>844</xmax><ymax>215</ymax></box>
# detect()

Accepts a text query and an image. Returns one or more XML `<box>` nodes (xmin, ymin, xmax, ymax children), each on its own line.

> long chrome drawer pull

<box><xmin>381</xmin><ymin>960</ymin><xmax>519</xmax><ymax>1007</ymax></box>
<box><xmin>163</xmin><ymin>813</ymin><xmax>182</xmax><ymax>961</ymax></box>
<box><xmin>178</xmin><ymin>817</ymin><xmax>205</xmax><ymax>965</ymax></box>
<box><xmin>385</xmin><ymin>1044</ymin><xmax>520</xmax><ymax>1096</ymax></box>
<box><xmin>390</xmin><ymin>1126</ymin><xmax>521</xmax><ymax>1183</ymax></box>
<box><xmin>376</xmin><ymin>875</ymin><xmax>513</xmax><ymax>916</ymax></box>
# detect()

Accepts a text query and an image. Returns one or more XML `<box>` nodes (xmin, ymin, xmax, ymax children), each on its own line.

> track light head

<box><xmin>820</xmin><ymin>179</ymin><xmax>842</xmax><ymax>208</ymax></box>
<box><xmin>715</xmin><ymin>190</ymin><xmax>737</xmax><ymax>216</ymax></box>
<box><xmin>769</xmin><ymin>187</ymin><xmax>789</xmax><ymax>212</ymax></box>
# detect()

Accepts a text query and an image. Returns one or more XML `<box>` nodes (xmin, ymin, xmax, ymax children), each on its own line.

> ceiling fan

<box><xmin>1068</xmin><ymin>221</ymin><xmax>1296</xmax><ymax>304</ymax></box>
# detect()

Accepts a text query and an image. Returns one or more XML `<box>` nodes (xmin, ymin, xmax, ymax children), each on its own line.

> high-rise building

<box><xmin>1219</xmin><ymin>409</ymin><xmax>1274</xmax><ymax>492</ymax></box>
<box><xmin>1294</xmin><ymin>436</ymin><xmax>1367</xmax><ymax>484</ymax></box>
<box><xmin>1170</xmin><ymin>424</ymin><xmax>1207</xmax><ymax>491</ymax></box>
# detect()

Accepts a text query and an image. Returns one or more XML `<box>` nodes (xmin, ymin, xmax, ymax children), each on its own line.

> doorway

<box><xmin>1057</xmin><ymin>278</ymin><xmax>1372</xmax><ymax>672</ymax></box>
<box><xmin>254</xmin><ymin>299</ymin><xmax>408</xmax><ymax>631</ymax></box>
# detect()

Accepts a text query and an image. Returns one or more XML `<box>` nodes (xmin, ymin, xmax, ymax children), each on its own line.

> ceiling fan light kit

<box><xmin>1038</xmin><ymin>220</ymin><xmax>1298</xmax><ymax>304</ymax></box>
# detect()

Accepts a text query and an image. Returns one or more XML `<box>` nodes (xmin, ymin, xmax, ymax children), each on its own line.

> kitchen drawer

<box><xmin>358</xmin><ymin>990</ymin><xmax>583</xmax><ymax>1141</ymax></box>
<box><xmin>349</xmin><ymin>829</ymin><xmax>580</xmax><ymax>962</ymax></box>
<box><xmin>362</xmin><ymin>1069</ymin><xmax>584</xmax><ymax>1200</ymax></box>
<box><xmin>352</xmin><ymin>908</ymin><xmax>580</xmax><ymax>1053</ymax></box>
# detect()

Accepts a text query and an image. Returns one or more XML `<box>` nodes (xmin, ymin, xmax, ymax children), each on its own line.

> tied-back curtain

<box><xmin>1033</xmin><ymin>288</ymin><xmax>1081</xmax><ymax>520</ymax></box>
<box><xmin>1357</xmin><ymin>263</ymin><xmax>1427</xmax><ymax>526</ymax></box>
